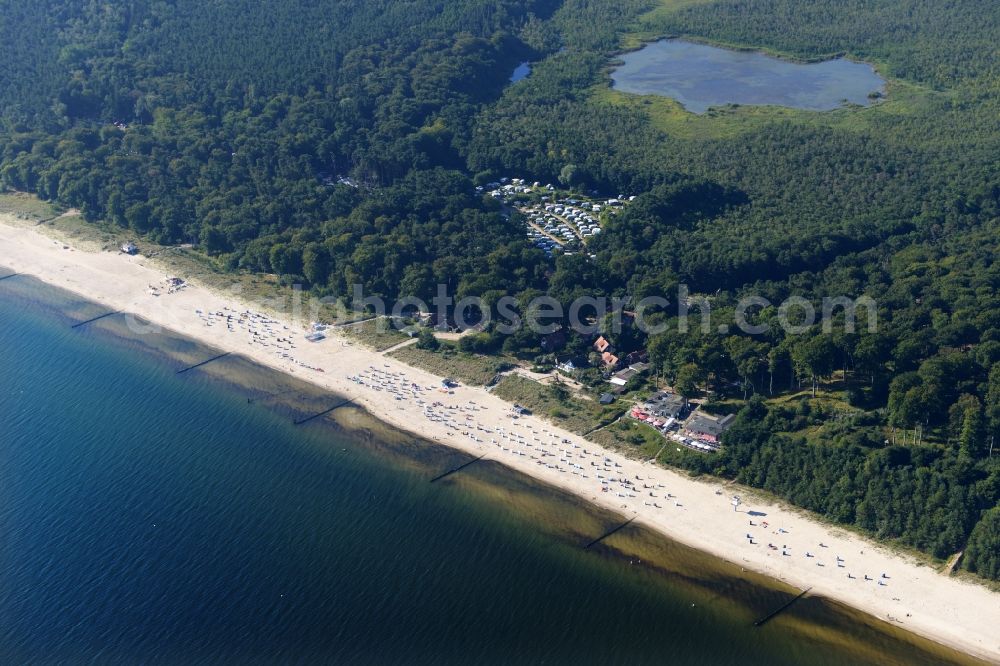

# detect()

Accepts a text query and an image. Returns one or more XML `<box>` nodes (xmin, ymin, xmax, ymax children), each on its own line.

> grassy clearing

<box><xmin>620</xmin><ymin>0</ymin><xmax>718</xmax><ymax>51</ymax></box>
<box><xmin>48</xmin><ymin>214</ymin><xmax>128</xmax><ymax>251</ymax></box>
<box><xmin>591</xmin><ymin>76</ymin><xmax>932</xmax><ymax>142</ymax></box>
<box><xmin>591</xmin><ymin>85</ymin><xmax>789</xmax><ymax>140</ymax></box>
<box><xmin>0</xmin><ymin>192</ymin><xmax>63</xmax><ymax>220</ymax></box>
<box><xmin>339</xmin><ymin>317</ymin><xmax>411</xmax><ymax>351</ymax></box>
<box><xmin>588</xmin><ymin>416</ymin><xmax>720</xmax><ymax>466</ymax></box>
<box><xmin>0</xmin><ymin>193</ymin><xmax>121</xmax><ymax>251</ymax></box>
<box><xmin>491</xmin><ymin>375</ymin><xmax>623</xmax><ymax>435</ymax></box>
<box><xmin>389</xmin><ymin>346</ymin><xmax>510</xmax><ymax>386</ymax></box>
<box><xmin>589</xmin><ymin>417</ymin><xmax>664</xmax><ymax>459</ymax></box>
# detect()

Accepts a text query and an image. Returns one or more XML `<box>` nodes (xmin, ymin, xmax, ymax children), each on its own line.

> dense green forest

<box><xmin>1</xmin><ymin>0</ymin><xmax>998</xmax><ymax>579</ymax></box>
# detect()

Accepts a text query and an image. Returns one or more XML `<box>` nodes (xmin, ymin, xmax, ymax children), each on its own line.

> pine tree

<box><xmin>958</xmin><ymin>401</ymin><xmax>985</xmax><ymax>459</ymax></box>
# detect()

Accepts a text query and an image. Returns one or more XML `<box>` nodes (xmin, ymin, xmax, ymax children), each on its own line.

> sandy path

<box><xmin>2</xmin><ymin>217</ymin><xmax>998</xmax><ymax>662</ymax></box>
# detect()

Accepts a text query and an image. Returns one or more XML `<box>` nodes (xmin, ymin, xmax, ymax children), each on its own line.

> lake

<box><xmin>0</xmin><ymin>273</ymin><xmax>976</xmax><ymax>664</ymax></box>
<box><xmin>611</xmin><ymin>39</ymin><xmax>886</xmax><ymax>113</ymax></box>
<box><xmin>510</xmin><ymin>61</ymin><xmax>531</xmax><ymax>82</ymax></box>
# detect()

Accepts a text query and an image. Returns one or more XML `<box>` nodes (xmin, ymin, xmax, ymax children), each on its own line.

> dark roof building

<box><xmin>609</xmin><ymin>367</ymin><xmax>637</xmax><ymax>386</ymax></box>
<box><xmin>624</xmin><ymin>351</ymin><xmax>648</xmax><ymax>366</ymax></box>
<box><xmin>684</xmin><ymin>413</ymin><xmax>736</xmax><ymax>443</ymax></box>
<box><xmin>609</xmin><ymin>362</ymin><xmax>650</xmax><ymax>387</ymax></box>
<box><xmin>640</xmin><ymin>391</ymin><xmax>687</xmax><ymax>419</ymax></box>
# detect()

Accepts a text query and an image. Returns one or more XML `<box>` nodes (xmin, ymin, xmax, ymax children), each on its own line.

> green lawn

<box><xmin>589</xmin><ymin>417</ymin><xmax>664</xmax><ymax>459</ymax></box>
<box><xmin>389</xmin><ymin>346</ymin><xmax>510</xmax><ymax>386</ymax></box>
<box><xmin>0</xmin><ymin>191</ymin><xmax>62</xmax><ymax>220</ymax></box>
<box><xmin>591</xmin><ymin>73</ymin><xmax>932</xmax><ymax>142</ymax></box>
<box><xmin>339</xmin><ymin>317</ymin><xmax>412</xmax><ymax>351</ymax></box>
<box><xmin>492</xmin><ymin>375</ymin><xmax>624</xmax><ymax>435</ymax></box>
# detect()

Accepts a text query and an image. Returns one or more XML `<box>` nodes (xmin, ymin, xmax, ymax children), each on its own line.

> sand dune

<box><xmin>2</xmin><ymin>216</ymin><xmax>998</xmax><ymax>662</ymax></box>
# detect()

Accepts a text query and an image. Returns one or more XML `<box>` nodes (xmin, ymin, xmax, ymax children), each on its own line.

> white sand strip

<box><xmin>2</xmin><ymin>216</ymin><xmax>998</xmax><ymax>662</ymax></box>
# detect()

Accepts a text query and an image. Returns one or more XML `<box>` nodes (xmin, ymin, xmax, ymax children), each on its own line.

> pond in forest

<box><xmin>510</xmin><ymin>61</ymin><xmax>531</xmax><ymax>82</ymax></box>
<box><xmin>611</xmin><ymin>39</ymin><xmax>886</xmax><ymax>113</ymax></box>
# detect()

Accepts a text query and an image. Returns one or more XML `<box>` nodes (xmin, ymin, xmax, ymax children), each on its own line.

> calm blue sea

<box><xmin>0</xmin><ymin>275</ymin><xmax>976</xmax><ymax>665</ymax></box>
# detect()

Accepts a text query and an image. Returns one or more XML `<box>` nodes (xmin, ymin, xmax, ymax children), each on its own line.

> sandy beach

<box><xmin>2</xmin><ymin>216</ymin><xmax>998</xmax><ymax>663</ymax></box>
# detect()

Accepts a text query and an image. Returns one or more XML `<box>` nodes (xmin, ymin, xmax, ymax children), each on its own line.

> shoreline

<box><xmin>2</xmin><ymin>217</ymin><xmax>998</xmax><ymax>663</ymax></box>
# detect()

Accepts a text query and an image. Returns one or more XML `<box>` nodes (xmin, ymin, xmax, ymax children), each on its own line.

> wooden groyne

<box><xmin>176</xmin><ymin>351</ymin><xmax>232</xmax><ymax>374</ymax></box>
<box><xmin>247</xmin><ymin>387</ymin><xmax>300</xmax><ymax>405</ymax></box>
<box><xmin>583</xmin><ymin>516</ymin><xmax>636</xmax><ymax>549</ymax></box>
<box><xmin>293</xmin><ymin>398</ymin><xmax>355</xmax><ymax>425</ymax></box>
<box><xmin>430</xmin><ymin>454</ymin><xmax>487</xmax><ymax>483</ymax></box>
<box><xmin>753</xmin><ymin>587</ymin><xmax>812</xmax><ymax>627</ymax></box>
<box><xmin>71</xmin><ymin>310</ymin><xmax>121</xmax><ymax>328</ymax></box>
<box><xmin>0</xmin><ymin>272</ymin><xmax>20</xmax><ymax>281</ymax></box>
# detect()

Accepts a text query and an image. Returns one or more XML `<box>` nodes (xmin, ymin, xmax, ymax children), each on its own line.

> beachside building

<box><xmin>609</xmin><ymin>361</ymin><xmax>650</xmax><ymax>387</ymax></box>
<box><xmin>639</xmin><ymin>391</ymin><xmax>688</xmax><ymax>420</ymax></box>
<box><xmin>629</xmin><ymin>391</ymin><xmax>688</xmax><ymax>433</ymax></box>
<box><xmin>600</xmin><ymin>351</ymin><xmax>620</xmax><ymax>370</ymax></box>
<box><xmin>609</xmin><ymin>368</ymin><xmax>635</xmax><ymax>387</ymax></box>
<box><xmin>557</xmin><ymin>359</ymin><xmax>580</xmax><ymax>374</ymax></box>
<box><xmin>683</xmin><ymin>412</ymin><xmax>736</xmax><ymax>445</ymax></box>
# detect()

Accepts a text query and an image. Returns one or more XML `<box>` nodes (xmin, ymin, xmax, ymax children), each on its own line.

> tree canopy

<box><xmin>1</xmin><ymin>0</ymin><xmax>998</xmax><ymax>579</ymax></box>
